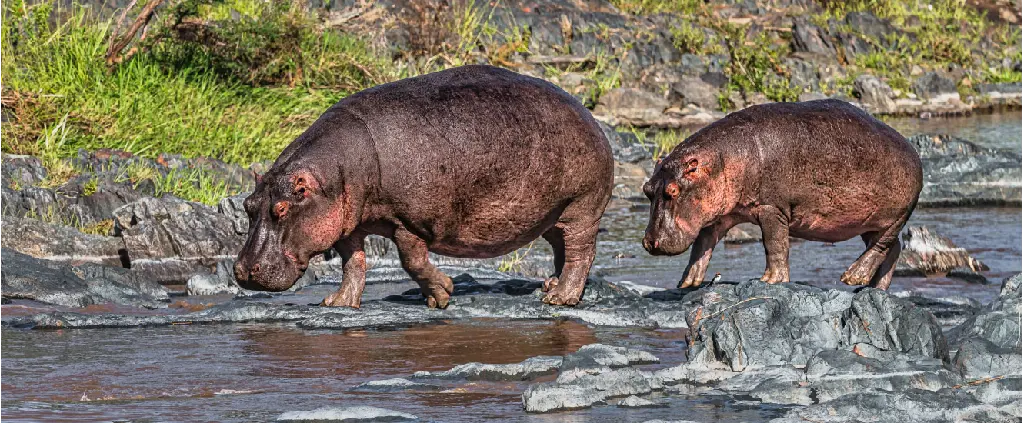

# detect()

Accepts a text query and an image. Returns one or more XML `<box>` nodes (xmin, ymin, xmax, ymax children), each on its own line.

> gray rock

<box><xmin>114</xmin><ymin>196</ymin><xmax>245</xmax><ymax>284</ymax></box>
<box><xmin>853</xmin><ymin>74</ymin><xmax>896</xmax><ymax>114</ymax></box>
<box><xmin>908</xmin><ymin>134</ymin><xmax>1021</xmax><ymax>206</ymax></box>
<box><xmin>349</xmin><ymin>378</ymin><xmax>443</xmax><ymax>392</ymax></box>
<box><xmin>617</xmin><ymin>395</ymin><xmax>665</xmax><ymax>408</ymax></box>
<box><xmin>522</xmin><ymin>367</ymin><xmax>664</xmax><ymax>413</ymax></box>
<box><xmin>412</xmin><ymin>355</ymin><xmax>563</xmax><ymax>381</ymax></box>
<box><xmin>669</xmin><ymin>76</ymin><xmax>721</xmax><ymax>110</ymax></box>
<box><xmin>769</xmin><ymin>389</ymin><xmax>1017</xmax><ymax>423</ymax></box>
<box><xmin>897</xmin><ymin>226</ymin><xmax>989</xmax><ymax>276</ymax></box>
<box><xmin>1</xmin><ymin>248</ymin><xmax>168</xmax><ymax>308</ymax></box>
<box><xmin>948</xmin><ymin>267</ymin><xmax>989</xmax><ymax>284</ymax></box>
<box><xmin>1</xmin><ymin>215</ymin><xmax>125</xmax><ymax>267</ymax></box>
<box><xmin>791</xmin><ymin>18</ymin><xmax>834</xmax><ymax>56</ymax></box>
<box><xmin>798</xmin><ymin>92</ymin><xmax>828</xmax><ymax>102</ymax></box>
<box><xmin>721</xmin><ymin>223</ymin><xmax>761</xmax><ymax>244</ymax></box>
<box><xmin>684</xmin><ymin>281</ymin><xmax>949</xmax><ymax>372</ymax></box>
<box><xmin>948</xmin><ymin>274</ymin><xmax>1022</xmax><ymax>379</ymax></box>
<box><xmin>594</xmin><ymin>88</ymin><xmax>669</xmax><ymax>125</ymax></box>
<box><xmin>913</xmin><ymin>72</ymin><xmax>959</xmax><ymax>101</ymax></box>
<box><xmin>598</xmin><ymin>121</ymin><xmax>650</xmax><ymax>164</ymax></box>
<box><xmin>276</xmin><ymin>406</ymin><xmax>417</xmax><ymax>422</ymax></box>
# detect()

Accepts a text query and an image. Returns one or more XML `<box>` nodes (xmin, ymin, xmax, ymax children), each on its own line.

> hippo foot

<box><xmin>840</xmin><ymin>268</ymin><xmax>872</xmax><ymax>286</ymax></box>
<box><xmin>321</xmin><ymin>291</ymin><xmax>361</xmax><ymax>308</ymax></box>
<box><xmin>542</xmin><ymin>276</ymin><xmax>559</xmax><ymax>292</ymax></box>
<box><xmin>542</xmin><ymin>284</ymin><xmax>580</xmax><ymax>306</ymax></box>
<box><xmin>759</xmin><ymin>269</ymin><xmax>789</xmax><ymax>284</ymax></box>
<box><xmin>424</xmin><ymin>286</ymin><xmax>452</xmax><ymax>309</ymax></box>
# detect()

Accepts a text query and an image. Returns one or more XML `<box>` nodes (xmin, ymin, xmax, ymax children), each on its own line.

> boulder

<box><xmin>791</xmin><ymin>18</ymin><xmax>834</xmax><ymax>56</ymax></box>
<box><xmin>113</xmin><ymin>196</ymin><xmax>245</xmax><ymax>283</ymax></box>
<box><xmin>594</xmin><ymin>88</ymin><xmax>669</xmax><ymax>125</ymax></box>
<box><xmin>948</xmin><ymin>274</ymin><xmax>1022</xmax><ymax>379</ymax></box>
<box><xmin>598</xmin><ymin>121</ymin><xmax>650</xmax><ymax>164</ymax></box>
<box><xmin>669</xmin><ymin>76</ymin><xmax>721</xmax><ymax>110</ymax></box>
<box><xmin>913</xmin><ymin>72</ymin><xmax>959</xmax><ymax>101</ymax></box>
<box><xmin>853</xmin><ymin>74</ymin><xmax>896</xmax><ymax>114</ymax></box>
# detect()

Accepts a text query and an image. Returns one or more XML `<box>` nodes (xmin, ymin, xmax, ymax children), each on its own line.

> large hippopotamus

<box><xmin>234</xmin><ymin>65</ymin><xmax>614</xmax><ymax>308</ymax></box>
<box><xmin>642</xmin><ymin>99</ymin><xmax>922</xmax><ymax>290</ymax></box>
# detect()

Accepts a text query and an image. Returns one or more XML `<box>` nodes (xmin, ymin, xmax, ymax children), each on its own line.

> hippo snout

<box><xmin>232</xmin><ymin>253</ymin><xmax>301</xmax><ymax>292</ymax></box>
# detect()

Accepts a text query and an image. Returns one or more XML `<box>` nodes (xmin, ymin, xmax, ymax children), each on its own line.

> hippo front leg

<box><xmin>758</xmin><ymin>207</ymin><xmax>790</xmax><ymax>284</ymax></box>
<box><xmin>393</xmin><ymin>227</ymin><xmax>454</xmax><ymax>309</ymax></box>
<box><xmin>321</xmin><ymin>235</ymin><xmax>367</xmax><ymax>308</ymax></box>
<box><xmin>679</xmin><ymin>222</ymin><xmax>732</xmax><ymax>288</ymax></box>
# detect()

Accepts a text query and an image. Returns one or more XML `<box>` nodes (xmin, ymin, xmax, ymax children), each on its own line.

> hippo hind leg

<box><xmin>841</xmin><ymin>215</ymin><xmax>908</xmax><ymax>289</ymax></box>
<box><xmin>541</xmin><ymin>218</ymin><xmax>599</xmax><ymax>307</ymax></box>
<box><xmin>541</xmin><ymin>229</ymin><xmax>565</xmax><ymax>293</ymax></box>
<box><xmin>393</xmin><ymin>227</ymin><xmax>454</xmax><ymax>309</ymax></box>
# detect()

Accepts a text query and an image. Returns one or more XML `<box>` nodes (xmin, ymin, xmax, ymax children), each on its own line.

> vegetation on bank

<box><xmin>2</xmin><ymin>0</ymin><xmax>1021</xmax><ymax>199</ymax></box>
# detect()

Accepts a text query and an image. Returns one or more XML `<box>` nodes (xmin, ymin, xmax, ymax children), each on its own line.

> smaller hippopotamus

<box><xmin>234</xmin><ymin>65</ymin><xmax>613</xmax><ymax>308</ymax></box>
<box><xmin>642</xmin><ymin>99</ymin><xmax>922</xmax><ymax>290</ymax></box>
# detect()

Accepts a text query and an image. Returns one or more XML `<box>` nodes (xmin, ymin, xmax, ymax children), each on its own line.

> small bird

<box><xmin>710</xmin><ymin>273</ymin><xmax>722</xmax><ymax>286</ymax></box>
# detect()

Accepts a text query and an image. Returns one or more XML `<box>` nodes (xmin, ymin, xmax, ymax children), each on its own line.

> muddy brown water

<box><xmin>2</xmin><ymin>113</ymin><xmax>1021</xmax><ymax>422</ymax></box>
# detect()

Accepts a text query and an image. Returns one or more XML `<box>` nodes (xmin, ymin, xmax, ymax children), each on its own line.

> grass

<box><xmin>627</xmin><ymin>128</ymin><xmax>690</xmax><ymax>160</ymax></box>
<box><xmin>608</xmin><ymin>0</ymin><xmax>703</xmax><ymax>15</ymax></box>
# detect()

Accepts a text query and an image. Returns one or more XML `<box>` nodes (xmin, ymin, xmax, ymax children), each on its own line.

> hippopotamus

<box><xmin>234</xmin><ymin>65</ymin><xmax>613</xmax><ymax>308</ymax></box>
<box><xmin>642</xmin><ymin>99</ymin><xmax>922</xmax><ymax>290</ymax></box>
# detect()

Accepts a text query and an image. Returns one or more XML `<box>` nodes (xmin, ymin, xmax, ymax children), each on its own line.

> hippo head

<box><xmin>642</xmin><ymin>148</ymin><xmax>727</xmax><ymax>256</ymax></box>
<box><xmin>234</xmin><ymin>168</ymin><xmax>348</xmax><ymax>291</ymax></box>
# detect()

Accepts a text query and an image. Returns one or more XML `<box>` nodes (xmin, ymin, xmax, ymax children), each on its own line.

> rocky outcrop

<box><xmin>949</xmin><ymin>274</ymin><xmax>1022</xmax><ymax>379</ymax></box>
<box><xmin>522</xmin><ymin>344</ymin><xmax>664</xmax><ymax>412</ymax></box>
<box><xmin>412</xmin><ymin>355</ymin><xmax>563</xmax><ymax>381</ymax></box>
<box><xmin>1</xmin><ymin>215</ymin><xmax>126</xmax><ymax>267</ymax></box>
<box><xmin>896</xmin><ymin>226</ymin><xmax>989</xmax><ymax>276</ymax></box>
<box><xmin>909</xmin><ymin>134</ymin><xmax>1022</xmax><ymax>206</ymax></box>
<box><xmin>113</xmin><ymin>196</ymin><xmax>246</xmax><ymax>284</ymax></box>
<box><xmin>0</xmin><ymin>249</ymin><xmax>168</xmax><ymax>308</ymax></box>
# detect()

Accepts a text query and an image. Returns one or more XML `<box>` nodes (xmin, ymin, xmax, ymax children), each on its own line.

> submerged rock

<box><xmin>0</xmin><ymin>249</ymin><xmax>168</xmax><ymax>308</ymax></box>
<box><xmin>349</xmin><ymin>378</ymin><xmax>443</xmax><ymax>392</ymax></box>
<box><xmin>412</xmin><ymin>356</ymin><xmax>563</xmax><ymax>381</ymax></box>
<box><xmin>276</xmin><ymin>406</ymin><xmax>417</xmax><ymax>422</ymax></box>
<box><xmin>617</xmin><ymin>395</ymin><xmax>665</xmax><ymax>408</ymax></box>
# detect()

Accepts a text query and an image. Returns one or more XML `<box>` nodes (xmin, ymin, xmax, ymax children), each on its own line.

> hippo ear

<box><xmin>251</xmin><ymin>169</ymin><xmax>263</xmax><ymax>184</ymax></box>
<box><xmin>292</xmin><ymin>170</ymin><xmax>320</xmax><ymax>197</ymax></box>
<box><xmin>681</xmin><ymin>158</ymin><xmax>700</xmax><ymax>181</ymax></box>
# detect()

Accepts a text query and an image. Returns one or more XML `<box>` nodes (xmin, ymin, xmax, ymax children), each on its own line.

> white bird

<box><xmin>710</xmin><ymin>273</ymin><xmax>722</xmax><ymax>285</ymax></box>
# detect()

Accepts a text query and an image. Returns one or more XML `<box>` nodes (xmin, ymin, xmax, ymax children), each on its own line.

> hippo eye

<box><xmin>274</xmin><ymin>201</ymin><xmax>290</xmax><ymax>218</ymax></box>
<box><xmin>664</xmin><ymin>182</ymin><xmax>680</xmax><ymax>199</ymax></box>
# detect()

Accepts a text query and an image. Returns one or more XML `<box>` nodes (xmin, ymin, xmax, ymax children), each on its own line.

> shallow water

<box><xmin>2</xmin><ymin>112</ymin><xmax>1021</xmax><ymax>422</ymax></box>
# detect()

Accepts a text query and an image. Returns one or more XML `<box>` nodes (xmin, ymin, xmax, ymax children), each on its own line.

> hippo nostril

<box><xmin>251</xmin><ymin>263</ymin><xmax>261</xmax><ymax>274</ymax></box>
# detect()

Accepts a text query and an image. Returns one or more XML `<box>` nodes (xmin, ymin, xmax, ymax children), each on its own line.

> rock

<box><xmin>684</xmin><ymin>280</ymin><xmax>949</xmax><ymax>372</ymax></box>
<box><xmin>412</xmin><ymin>356</ymin><xmax>563</xmax><ymax>381</ymax></box>
<box><xmin>947</xmin><ymin>267</ymin><xmax>989</xmax><ymax>284</ymax></box>
<box><xmin>948</xmin><ymin>274</ymin><xmax>1021</xmax><ymax>379</ymax></box>
<box><xmin>791</xmin><ymin>18</ymin><xmax>834</xmax><ymax>56</ymax></box>
<box><xmin>769</xmin><ymin>389</ymin><xmax>1018</xmax><ymax>423</ymax></box>
<box><xmin>845</xmin><ymin>11</ymin><xmax>899</xmax><ymax>43</ymax></box>
<box><xmin>908</xmin><ymin>134</ymin><xmax>1022</xmax><ymax>206</ymax></box>
<box><xmin>894</xmin><ymin>292</ymin><xmax>981</xmax><ymax>328</ymax></box>
<box><xmin>896</xmin><ymin>226</ymin><xmax>989</xmax><ymax>276</ymax></box>
<box><xmin>913</xmin><ymin>72</ymin><xmax>959</xmax><ymax>101</ymax></box>
<box><xmin>186</xmin><ymin>260</ymin><xmax>243</xmax><ymax>296</ymax></box>
<box><xmin>798</xmin><ymin>92</ymin><xmax>828</xmax><ymax>102</ymax></box>
<box><xmin>114</xmin><ymin>196</ymin><xmax>246</xmax><ymax>284</ymax></box>
<box><xmin>522</xmin><ymin>367</ymin><xmax>664</xmax><ymax>413</ymax></box>
<box><xmin>594</xmin><ymin>88</ymin><xmax>669</xmax><ymax>125</ymax></box>
<box><xmin>721</xmin><ymin>223</ymin><xmax>761</xmax><ymax>244</ymax></box>
<box><xmin>1</xmin><ymin>215</ymin><xmax>126</xmax><ymax>267</ymax></box>
<box><xmin>0</xmin><ymin>248</ymin><xmax>168</xmax><ymax>308</ymax></box>
<box><xmin>617</xmin><ymin>395</ymin><xmax>665</xmax><ymax>408</ymax></box>
<box><xmin>276</xmin><ymin>406</ymin><xmax>417</xmax><ymax>422</ymax></box>
<box><xmin>559</xmin><ymin>343</ymin><xmax>659</xmax><ymax>374</ymax></box>
<box><xmin>349</xmin><ymin>378</ymin><xmax>443</xmax><ymax>392</ymax></box>
<box><xmin>853</xmin><ymin>74</ymin><xmax>896</xmax><ymax>114</ymax></box>
<box><xmin>5</xmin><ymin>276</ymin><xmax>691</xmax><ymax>330</ymax></box>
<box><xmin>669</xmin><ymin>76</ymin><xmax>721</xmax><ymax>110</ymax></box>
<box><xmin>598</xmin><ymin>121</ymin><xmax>650</xmax><ymax>164</ymax></box>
